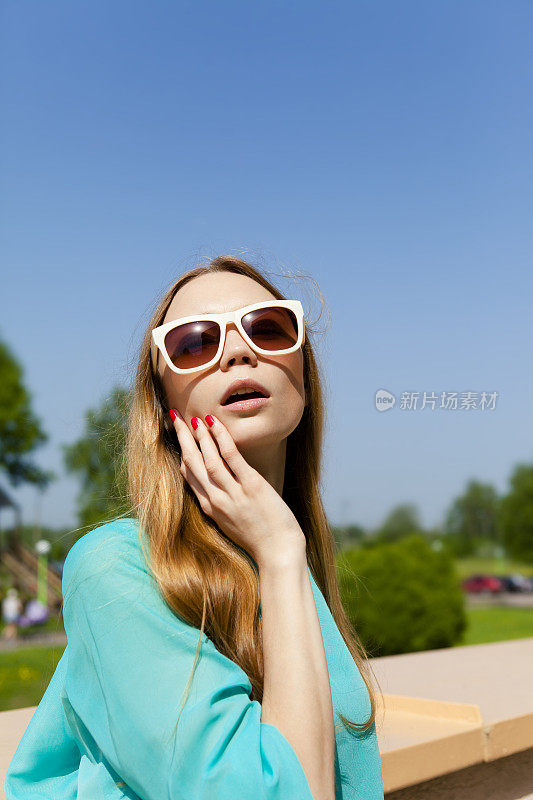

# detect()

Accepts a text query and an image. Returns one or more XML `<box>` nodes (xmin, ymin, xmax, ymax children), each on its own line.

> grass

<box><xmin>454</xmin><ymin>556</ymin><xmax>533</xmax><ymax>580</ymax></box>
<box><xmin>0</xmin><ymin>644</ymin><xmax>65</xmax><ymax>711</ymax></box>
<box><xmin>457</xmin><ymin>606</ymin><xmax>533</xmax><ymax>646</ymax></box>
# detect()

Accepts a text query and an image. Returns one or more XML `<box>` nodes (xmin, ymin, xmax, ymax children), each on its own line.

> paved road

<box><xmin>466</xmin><ymin>592</ymin><xmax>533</xmax><ymax>608</ymax></box>
<box><xmin>0</xmin><ymin>631</ymin><xmax>67</xmax><ymax>652</ymax></box>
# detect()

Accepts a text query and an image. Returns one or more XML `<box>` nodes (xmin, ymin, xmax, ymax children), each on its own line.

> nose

<box><xmin>219</xmin><ymin>322</ymin><xmax>257</xmax><ymax>369</ymax></box>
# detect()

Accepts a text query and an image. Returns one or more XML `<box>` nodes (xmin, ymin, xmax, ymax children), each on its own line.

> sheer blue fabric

<box><xmin>4</xmin><ymin>518</ymin><xmax>384</xmax><ymax>799</ymax></box>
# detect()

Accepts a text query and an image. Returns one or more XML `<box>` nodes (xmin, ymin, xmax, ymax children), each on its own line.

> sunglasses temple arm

<box><xmin>150</xmin><ymin>339</ymin><xmax>158</xmax><ymax>372</ymax></box>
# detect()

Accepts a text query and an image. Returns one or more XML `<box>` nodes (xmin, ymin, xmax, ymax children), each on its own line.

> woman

<box><xmin>4</xmin><ymin>255</ymin><xmax>385</xmax><ymax>799</ymax></box>
<box><xmin>1</xmin><ymin>588</ymin><xmax>22</xmax><ymax>640</ymax></box>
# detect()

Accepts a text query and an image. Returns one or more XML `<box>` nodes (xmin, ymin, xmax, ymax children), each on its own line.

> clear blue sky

<box><xmin>1</xmin><ymin>0</ymin><xmax>532</xmax><ymax>533</ymax></box>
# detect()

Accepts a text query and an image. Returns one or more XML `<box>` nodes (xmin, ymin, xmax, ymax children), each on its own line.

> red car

<box><xmin>462</xmin><ymin>574</ymin><xmax>504</xmax><ymax>594</ymax></box>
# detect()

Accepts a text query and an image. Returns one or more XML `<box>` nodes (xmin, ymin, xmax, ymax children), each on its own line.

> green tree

<box><xmin>374</xmin><ymin>503</ymin><xmax>421</xmax><ymax>543</ymax></box>
<box><xmin>337</xmin><ymin>534</ymin><xmax>466</xmax><ymax>656</ymax></box>
<box><xmin>444</xmin><ymin>480</ymin><xmax>501</xmax><ymax>557</ymax></box>
<box><xmin>14</xmin><ymin>523</ymin><xmax>74</xmax><ymax>559</ymax></box>
<box><xmin>344</xmin><ymin>523</ymin><xmax>366</xmax><ymax>548</ymax></box>
<box><xmin>499</xmin><ymin>464</ymin><xmax>533</xmax><ymax>563</ymax></box>
<box><xmin>62</xmin><ymin>387</ymin><xmax>132</xmax><ymax>529</ymax></box>
<box><xmin>331</xmin><ymin>523</ymin><xmax>367</xmax><ymax>553</ymax></box>
<box><xmin>0</xmin><ymin>340</ymin><xmax>55</xmax><ymax>488</ymax></box>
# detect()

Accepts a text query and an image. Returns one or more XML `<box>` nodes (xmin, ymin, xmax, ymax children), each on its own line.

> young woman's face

<box><xmin>157</xmin><ymin>271</ymin><xmax>306</xmax><ymax>448</ymax></box>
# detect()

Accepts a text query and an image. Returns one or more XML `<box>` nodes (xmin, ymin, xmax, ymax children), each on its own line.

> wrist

<box><xmin>255</xmin><ymin>534</ymin><xmax>307</xmax><ymax>573</ymax></box>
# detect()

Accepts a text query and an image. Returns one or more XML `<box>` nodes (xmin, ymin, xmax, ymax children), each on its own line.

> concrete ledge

<box><xmin>486</xmin><ymin>713</ymin><xmax>533</xmax><ymax>761</ymax></box>
<box><xmin>376</xmin><ymin>694</ymin><xmax>485</xmax><ymax>788</ymax></box>
<box><xmin>372</xmin><ymin>637</ymin><xmax>533</xmax><ymax>797</ymax></box>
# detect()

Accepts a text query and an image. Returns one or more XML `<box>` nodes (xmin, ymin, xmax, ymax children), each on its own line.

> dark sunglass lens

<box><xmin>242</xmin><ymin>307</ymin><xmax>299</xmax><ymax>351</ymax></box>
<box><xmin>164</xmin><ymin>320</ymin><xmax>220</xmax><ymax>369</ymax></box>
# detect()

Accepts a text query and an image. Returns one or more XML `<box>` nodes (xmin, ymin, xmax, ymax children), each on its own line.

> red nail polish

<box><xmin>169</xmin><ymin>409</ymin><xmax>177</xmax><ymax>422</ymax></box>
<box><xmin>191</xmin><ymin>417</ymin><xmax>199</xmax><ymax>430</ymax></box>
<box><xmin>205</xmin><ymin>415</ymin><xmax>214</xmax><ymax>427</ymax></box>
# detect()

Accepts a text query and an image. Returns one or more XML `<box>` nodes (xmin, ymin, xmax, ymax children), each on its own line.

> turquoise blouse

<box><xmin>4</xmin><ymin>518</ymin><xmax>384</xmax><ymax>799</ymax></box>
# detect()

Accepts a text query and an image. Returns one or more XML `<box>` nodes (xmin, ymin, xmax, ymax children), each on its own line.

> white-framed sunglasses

<box><xmin>151</xmin><ymin>299</ymin><xmax>305</xmax><ymax>375</ymax></box>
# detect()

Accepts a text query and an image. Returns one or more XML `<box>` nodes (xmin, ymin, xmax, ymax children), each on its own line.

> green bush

<box><xmin>337</xmin><ymin>533</ymin><xmax>467</xmax><ymax>657</ymax></box>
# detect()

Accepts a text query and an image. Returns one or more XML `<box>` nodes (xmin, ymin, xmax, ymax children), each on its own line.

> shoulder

<box><xmin>62</xmin><ymin>517</ymin><xmax>145</xmax><ymax>597</ymax></box>
<box><xmin>60</xmin><ymin>517</ymin><xmax>210</xmax><ymax>648</ymax></box>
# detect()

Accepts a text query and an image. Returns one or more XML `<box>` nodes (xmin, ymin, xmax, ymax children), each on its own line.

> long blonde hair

<box><xmin>121</xmin><ymin>255</ymin><xmax>382</xmax><ymax>737</ymax></box>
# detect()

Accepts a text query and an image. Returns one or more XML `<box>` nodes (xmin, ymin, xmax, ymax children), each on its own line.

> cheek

<box><xmin>282</xmin><ymin>352</ymin><xmax>306</xmax><ymax>404</ymax></box>
<box><xmin>286</xmin><ymin>347</ymin><xmax>303</xmax><ymax>372</ymax></box>
<box><xmin>292</xmin><ymin>350</ymin><xmax>306</xmax><ymax>391</ymax></box>
<box><xmin>161</xmin><ymin>371</ymin><xmax>192</xmax><ymax>410</ymax></box>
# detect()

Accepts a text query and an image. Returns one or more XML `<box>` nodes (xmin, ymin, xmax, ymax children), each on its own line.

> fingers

<box><xmin>169</xmin><ymin>411</ymin><xmax>214</xmax><ymax>507</ymax></box>
<box><xmin>201</xmin><ymin>414</ymin><xmax>255</xmax><ymax>484</ymax></box>
<box><xmin>189</xmin><ymin>416</ymin><xmax>237</xmax><ymax>493</ymax></box>
<box><xmin>179</xmin><ymin>458</ymin><xmax>211</xmax><ymax>509</ymax></box>
<box><xmin>169</xmin><ymin>410</ymin><xmax>234</xmax><ymax>498</ymax></box>
<box><xmin>170</xmin><ymin>409</ymin><xmax>255</xmax><ymax>497</ymax></box>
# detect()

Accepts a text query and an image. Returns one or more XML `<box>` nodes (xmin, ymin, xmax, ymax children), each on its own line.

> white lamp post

<box><xmin>35</xmin><ymin>539</ymin><xmax>51</xmax><ymax>607</ymax></box>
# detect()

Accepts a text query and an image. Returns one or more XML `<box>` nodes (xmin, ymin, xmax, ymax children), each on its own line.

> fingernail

<box><xmin>191</xmin><ymin>417</ymin><xmax>199</xmax><ymax>430</ymax></box>
<box><xmin>205</xmin><ymin>415</ymin><xmax>215</xmax><ymax>427</ymax></box>
<box><xmin>169</xmin><ymin>409</ymin><xmax>177</xmax><ymax>422</ymax></box>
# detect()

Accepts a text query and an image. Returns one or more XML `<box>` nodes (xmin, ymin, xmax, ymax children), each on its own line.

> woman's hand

<box><xmin>170</xmin><ymin>410</ymin><xmax>306</xmax><ymax>568</ymax></box>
